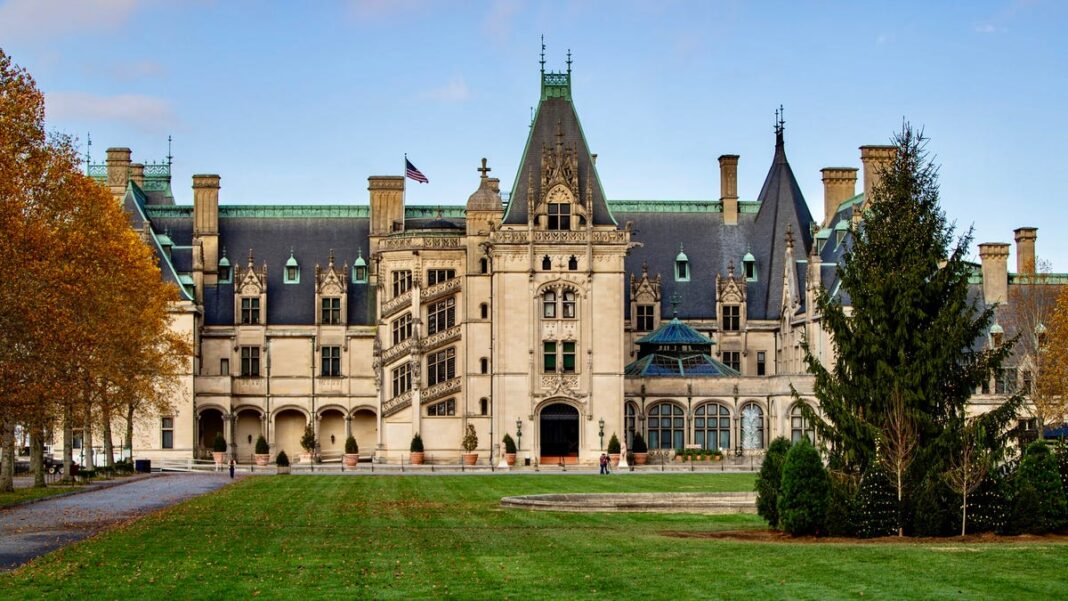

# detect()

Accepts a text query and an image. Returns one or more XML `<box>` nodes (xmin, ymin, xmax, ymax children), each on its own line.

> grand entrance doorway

<box><xmin>540</xmin><ymin>402</ymin><xmax>579</xmax><ymax>464</ymax></box>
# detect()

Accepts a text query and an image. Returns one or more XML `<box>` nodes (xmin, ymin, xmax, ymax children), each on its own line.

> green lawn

<box><xmin>3</xmin><ymin>473</ymin><xmax>1066</xmax><ymax>600</ymax></box>
<box><xmin>0</xmin><ymin>485</ymin><xmax>77</xmax><ymax>509</ymax></box>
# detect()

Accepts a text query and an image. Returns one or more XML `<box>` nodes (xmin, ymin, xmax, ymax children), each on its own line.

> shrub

<box><xmin>502</xmin><ymin>433</ymin><xmax>517</xmax><ymax>454</ymax></box>
<box><xmin>607</xmin><ymin>433</ymin><xmax>621</xmax><ymax>454</ymax></box>
<box><xmin>1056</xmin><ymin>441</ymin><xmax>1068</xmax><ymax>499</ymax></box>
<box><xmin>275</xmin><ymin>450</ymin><xmax>290</xmax><ymax>467</ymax></box>
<box><xmin>461</xmin><ymin>424</ymin><xmax>478</xmax><ymax>453</ymax></box>
<box><xmin>631</xmin><ymin>432</ymin><xmax>648</xmax><ymax>453</ymax></box>
<box><xmin>212</xmin><ymin>432</ymin><xmax>228</xmax><ymax>453</ymax></box>
<box><xmin>410</xmin><ymin>433</ymin><xmax>424</xmax><ymax>453</ymax></box>
<box><xmin>853</xmin><ymin>464</ymin><xmax>898</xmax><ymax>538</ymax></box>
<box><xmin>345</xmin><ymin>435</ymin><xmax>358</xmax><ymax>454</ymax></box>
<box><xmin>300</xmin><ymin>424</ymin><xmax>316</xmax><ymax>452</ymax></box>
<box><xmin>968</xmin><ymin>470</ymin><xmax>1010</xmax><ymax>534</ymax></box>
<box><xmin>255</xmin><ymin>435</ymin><xmax>269</xmax><ymax>455</ymax></box>
<box><xmin>755</xmin><ymin>437</ymin><xmax>792</xmax><ymax>528</ymax></box>
<box><xmin>1010</xmin><ymin>441</ymin><xmax>1067</xmax><ymax>534</ymax></box>
<box><xmin>910</xmin><ymin>476</ymin><xmax>957</xmax><ymax>537</ymax></box>
<box><xmin>824</xmin><ymin>472</ymin><xmax>859</xmax><ymax>537</ymax></box>
<box><xmin>777</xmin><ymin>438</ymin><xmax>829</xmax><ymax>536</ymax></box>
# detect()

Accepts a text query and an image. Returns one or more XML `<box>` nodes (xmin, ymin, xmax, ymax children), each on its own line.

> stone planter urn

<box><xmin>299</xmin><ymin>452</ymin><xmax>313</xmax><ymax>464</ymax></box>
<box><xmin>212</xmin><ymin>452</ymin><xmax>226</xmax><ymax>467</ymax></box>
<box><xmin>343</xmin><ymin>453</ymin><xmax>359</xmax><ymax>467</ymax></box>
<box><xmin>254</xmin><ymin>454</ymin><xmax>270</xmax><ymax>467</ymax></box>
<box><xmin>505</xmin><ymin>453</ymin><xmax>517</xmax><ymax>467</ymax></box>
<box><xmin>609</xmin><ymin>453</ymin><xmax>621</xmax><ymax>467</ymax></box>
<box><xmin>410</xmin><ymin>452</ymin><xmax>425</xmax><ymax>465</ymax></box>
<box><xmin>633</xmin><ymin>453</ymin><xmax>648</xmax><ymax>465</ymax></box>
<box><xmin>462</xmin><ymin>453</ymin><xmax>478</xmax><ymax>466</ymax></box>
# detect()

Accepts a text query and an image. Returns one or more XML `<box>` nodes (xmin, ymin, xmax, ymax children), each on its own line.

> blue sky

<box><xmin>3</xmin><ymin>0</ymin><xmax>1066</xmax><ymax>268</ymax></box>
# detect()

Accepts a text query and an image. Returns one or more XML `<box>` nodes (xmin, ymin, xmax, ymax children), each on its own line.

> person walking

<box><xmin>599</xmin><ymin>453</ymin><xmax>609</xmax><ymax>475</ymax></box>
<box><xmin>229</xmin><ymin>459</ymin><xmax>235</xmax><ymax>479</ymax></box>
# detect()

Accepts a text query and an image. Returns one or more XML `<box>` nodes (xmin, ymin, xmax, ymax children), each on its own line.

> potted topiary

<box><xmin>212</xmin><ymin>432</ymin><xmax>228</xmax><ymax>466</ymax></box>
<box><xmin>631</xmin><ymin>432</ymin><xmax>649</xmax><ymax>465</ymax></box>
<box><xmin>461</xmin><ymin>424</ymin><xmax>479</xmax><ymax>465</ymax></box>
<box><xmin>275</xmin><ymin>450</ymin><xmax>290</xmax><ymax>474</ymax></box>
<box><xmin>713</xmin><ymin>449</ymin><xmax>724</xmax><ymax>462</ymax></box>
<box><xmin>343</xmin><ymin>435</ymin><xmax>359</xmax><ymax>467</ymax></box>
<box><xmin>502</xmin><ymin>433</ymin><xmax>517</xmax><ymax>467</ymax></box>
<box><xmin>410</xmin><ymin>433</ymin><xmax>425</xmax><ymax>465</ymax></box>
<box><xmin>607</xmin><ymin>433</ymin><xmax>621</xmax><ymax>467</ymax></box>
<box><xmin>675</xmin><ymin>448</ymin><xmax>685</xmax><ymax>462</ymax></box>
<box><xmin>254</xmin><ymin>435</ymin><xmax>270</xmax><ymax>466</ymax></box>
<box><xmin>299</xmin><ymin>423</ymin><xmax>316</xmax><ymax>464</ymax></box>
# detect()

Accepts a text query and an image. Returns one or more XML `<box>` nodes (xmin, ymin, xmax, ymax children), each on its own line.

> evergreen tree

<box><xmin>794</xmin><ymin>124</ymin><xmax>1021</xmax><ymax>526</ymax></box>
<box><xmin>755</xmin><ymin>437</ymin><xmax>792</xmax><ymax>528</ymax></box>
<box><xmin>778</xmin><ymin>438</ymin><xmax>830</xmax><ymax>536</ymax></box>
<box><xmin>967</xmin><ymin>470</ymin><xmax>1010</xmax><ymax>534</ymax></box>
<box><xmin>824</xmin><ymin>472</ymin><xmax>859</xmax><ymax>537</ymax></box>
<box><xmin>853</xmin><ymin>464</ymin><xmax>899</xmax><ymax>538</ymax></box>
<box><xmin>1010</xmin><ymin>441</ymin><xmax>1067</xmax><ymax>534</ymax></box>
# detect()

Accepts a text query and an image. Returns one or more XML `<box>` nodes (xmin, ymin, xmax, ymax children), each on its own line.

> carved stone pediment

<box><xmin>630</xmin><ymin>262</ymin><xmax>662</xmax><ymax>304</ymax></box>
<box><xmin>716</xmin><ymin>261</ymin><xmax>746</xmax><ymax>304</ymax></box>
<box><xmin>315</xmin><ymin>251</ymin><xmax>347</xmax><ymax>296</ymax></box>
<box><xmin>237</xmin><ymin>250</ymin><xmax>267</xmax><ymax>295</ymax></box>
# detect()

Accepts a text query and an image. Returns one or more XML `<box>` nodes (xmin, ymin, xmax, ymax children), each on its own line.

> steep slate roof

<box><xmin>502</xmin><ymin>70</ymin><xmax>615</xmax><ymax>226</ymax></box>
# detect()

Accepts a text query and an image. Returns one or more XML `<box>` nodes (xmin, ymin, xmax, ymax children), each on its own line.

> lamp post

<box><xmin>515</xmin><ymin>418</ymin><xmax>522</xmax><ymax>452</ymax></box>
<box><xmin>598</xmin><ymin>417</ymin><xmax>605</xmax><ymax>450</ymax></box>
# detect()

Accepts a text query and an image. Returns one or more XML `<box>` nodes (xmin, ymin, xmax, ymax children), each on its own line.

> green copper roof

<box><xmin>836</xmin><ymin>192</ymin><xmax>865</xmax><ymax>212</ymax></box>
<box><xmin>624</xmin><ymin>353</ymin><xmax>740</xmax><ymax>378</ymax></box>
<box><xmin>635</xmin><ymin>317</ymin><xmax>711</xmax><ymax>346</ymax></box>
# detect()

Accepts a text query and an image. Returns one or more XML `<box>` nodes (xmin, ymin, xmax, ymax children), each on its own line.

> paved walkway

<box><xmin>0</xmin><ymin>473</ymin><xmax>232</xmax><ymax>571</ymax></box>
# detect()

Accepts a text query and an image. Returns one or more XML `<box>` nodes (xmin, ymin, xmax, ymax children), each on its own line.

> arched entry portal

<box><xmin>198</xmin><ymin>408</ymin><xmax>225</xmax><ymax>459</ymax></box>
<box><xmin>540</xmin><ymin>402</ymin><xmax>579</xmax><ymax>464</ymax></box>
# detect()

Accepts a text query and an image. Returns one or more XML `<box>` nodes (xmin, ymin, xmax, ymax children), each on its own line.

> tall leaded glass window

<box><xmin>562</xmin><ymin>291</ymin><xmax>576</xmax><ymax>319</ymax></box>
<box><xmin>548</xmin><ymin>203</ymin><xmax>571</xmax><ymax>230</ymax></box>
<box><xmin>647</xmin><ymin>403</ymin><xmax>685</xmax><ymax>450</ymax></box>
<box><xmin>791</xmin><ymin>404</ymin><xmax>815</xmax><ymax>443</ymax></box>
<box><xmin>240</xmin><ymin>297</ymin><xmax>260</xmax><ymax>325</ymax></box>
<box><xmin>240</xmin><ymin>346</ymin><xmax>260</xmax><ymax>377</ymax></box>
<box><xmin>392</xmin><ymin>313</ymin><xmax>412</xmax><ymax>345</ymax></box>
<box><xmin>321</xmin><ymin>346</ymin><xmax>341</xmax><ymax>377</ymax></box>
<box><xmin>542</xmin><ymin>291</ymin><xmax>557</xmax><ymax>318</ymax></box>
<box><xmin>694</xmin><ymin>403</ymin><xmax>731</xmax><ymax>451</ymax></box>
<box><xmin>741</xmin><ymin>403</ymin><xmax>764</xmax><ymax>450</ymax></box>
<box><xmin>561</xmin><ymin>341</ymin><xmax>576</xmax><ymax>373</ymax></box>
<box><xmin>321</xmin><ymin>297</ymin><xmax>341</xmax><ymax>324</ymax></box>
<box><xmin>722</xmin><ymin>305</ymin><xmax>740</xmax><ymax>331</ymax></box>
<box><xmin>391</xmin><ymin>363</ymin><xmax>412</xmax><ymax>397</ymax></box>
<box><xmin>391</xmin><ymin>270</ymin><xmax>412</xmax><ymax>297</ymax></box>
<box><xmin>543</xmin><ymin>341</ymin><xmax>557</xmax><ymax>372</ymax></box>
<box><xmin>636</xmin><ymin>305</ymin><xmax>655</xmax><ymax>331</ymax></box>
<box><xmin>426</xmin><ymin>347</ymin><xmax>456</xmax><ymax>386</ymax></box>
<box><xmin>427</xmin><ymin>297</ymin><xmax>456</xmax><ymax>335</ymax></box>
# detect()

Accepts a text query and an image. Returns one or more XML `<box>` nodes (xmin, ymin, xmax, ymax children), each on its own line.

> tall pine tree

<box><xmin>795</xmin><ymin>124</ymin><xmax>1021</xmax><ymax>526</ymax></box>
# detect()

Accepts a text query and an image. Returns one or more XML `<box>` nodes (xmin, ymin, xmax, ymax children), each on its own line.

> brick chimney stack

<box><xmin>719</xmin><ymin>155</ymin><xmax>739</xmax><ymax>226</ymax></box>
<box><xmin>820</xmin><ymin>167</ymin><xmax>858</xmax><ymax>227</ymax></box>
<box><xmin>1013</xmin><ymin>227</ymin><xmax>1037</xmax><ymax>275</ymax></box>
<box><xmin>978</xmin><ymin>242</ymin><xmax>1010</xmax><ymax>305</ymax></box>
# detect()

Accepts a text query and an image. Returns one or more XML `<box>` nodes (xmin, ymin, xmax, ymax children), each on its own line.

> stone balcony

<box><xmin>381</xmin><ymin>289</ymin><xmax>412</xmax><ymax>319</ymax></box>
<box><xmin>422</xmin><ymin>276</ymin><xmax>461</xmax><ymax>304</ymax></box>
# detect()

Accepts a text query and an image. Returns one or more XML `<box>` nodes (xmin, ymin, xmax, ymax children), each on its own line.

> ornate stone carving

<box><xmin>383</xmin><ymin>390</ymin><xmax>414</xmax><ymax>417</ymax></box>
<box><xmin>422</xmin><ymin>325</ymin><xmax>461</xmax><ymax>353</ymax></box>
<box><xmin>421</xmin><ymin>377</ymin><xmax>461</xmax><ymax>404</ymax></box>
<box><xmin>381</xmin><ymin>289</ymin><xmax>412</xmax><ymax>319</ymax></box>
<box><xmin>236</xmin><ymin>249</ymin><xmax>267</xmax><ymax>296</ymax></box>
<box><xmin>380</xmin><ymin>235</ymin><xmax>462</xmax><ymax>252</ymax></box>
<box><xmin>315</xmin><ymin>249</ymin><xmax>347</xmax><ymax>296</ymax></box>
<box><xmin>381</xmin><ymin>337</ymin><xmax>414</xmax><ymax>366</ymax></box>
<box><xmin>422</xmin><ymin>277</ymin><xmax>461</xmax><ymax>304</ymax></box>
<box><xmin>630</xmin><ymin>261</ymin><xmax>662</xmax><ymax>304</ymax></box>
<box><xmin>539</xmin><ymin>375</ymin><xmax>583</xmax><ymax>397</ymax></box>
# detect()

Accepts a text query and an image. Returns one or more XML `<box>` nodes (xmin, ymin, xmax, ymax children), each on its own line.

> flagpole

<box><xmin>403</xmin><ymin>152</ymin><xmax>407</xmax><ymax>221</ymax></box>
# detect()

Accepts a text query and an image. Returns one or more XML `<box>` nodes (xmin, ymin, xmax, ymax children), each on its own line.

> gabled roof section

<box><xmin>752</xmin><ymin>119</ymin><xmax>816</xmax><ymax>319</ymax></box>
<box><xmin>502</xmin><ymin>64</ymin><xmax>616</xmax><ymax>226</ymax></box>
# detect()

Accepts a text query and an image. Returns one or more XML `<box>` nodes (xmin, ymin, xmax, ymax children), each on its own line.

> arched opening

<box><xmin>694</xmin><ymin>403</ymin><xmax>731</xmax><ymax>451</ymax></box>
<box><xmin>198</xmin><ymin>408</ymin><xmax>226</xmax><ymax>459</ymax></box>
<box><xmin>350</xmin><ymin>409</ymin><xmax>377</xmax><ymax>459</ymax></box>
<box><xmin>539</xmin><ymin>402</ymin><xmax>579</xmax><ymax>463</ymax></box>
<box><xmin>647</xmin><ymin>402</ymin><xmax>684</xmax><ymax>450</ymax></box>
<box><xmin>274</xmin><ymin>409</ymin><xmax>307</xmax><ymax>459</ymax></box>
<box><xmin>319</xmin><ymin>409</ymin><xmax>346</xmax><ymax>460</ymax></box>
<box><xmin>234</xmin><ymin>410</ymin><xmax>264</xmax><ymax>462</ymax></box>
<box><xmin>741</xmin><ymin>403</ymin><xmax>765</xmax><ymax>450</ymax></box>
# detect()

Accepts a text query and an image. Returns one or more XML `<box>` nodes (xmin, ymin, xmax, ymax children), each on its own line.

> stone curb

<box><xmin>0</xmin><ymin>473</ymin><xmax>160</xmax><ymax>511</ymax></box>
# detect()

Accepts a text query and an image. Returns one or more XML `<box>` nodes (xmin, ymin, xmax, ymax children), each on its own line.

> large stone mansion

<box><xmin>86</xmin><ymin>63</ymin><xmax>1056</xmax><ymax>465</ymax></box>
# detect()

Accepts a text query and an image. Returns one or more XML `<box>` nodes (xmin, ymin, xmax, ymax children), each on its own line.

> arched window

<box><xmin>284</xmin><ymin>249</ymin><xmax>300</xmax><ymax>284</ymax></box>
<box><xmin>675</xmin><ymin>246</ymin><xmax>689</xmax><ymax>282</ymax></box>
<box><xmin>694</xmin><ymin>403</ymin><xmax>730</xmax><ymax>451</ymax></box>
<box><xmin>480</xmin><ymin>257</ymin><xmax>489</xmax><ymax>274</ymax></box>
<box><xmin>742</xmin><ymin>251</ymin><xmax>756</xmax><ymax>281</ymax></box>
<box><xmin>542</xmin><ymin>255</ymin><xmax>552</xmax><ymax>270</ymax></box>
<box><xmin>647</xmin><ymin>403</ymin><xmax>685</xmax><ymax>450</ymax></box>
<box><xmin>480</xmin><ymin>357</ymin><xmax>488</xmax><ymax>374</ymax></box>
<box><xmin>218</xmin><ymin>250</ymin><xmax>232</xmax><ymax>284</ymax></box>
<box><xmin>791</xmin><ymin>404</ymin><xmax>815</xmax><ymax>443</ymax></box>
<box><xmin>624</xmin><ymin>402</ymin><xmax>638</xmax><ymax>448</ymax></box>
<box><xmin>741</xmin><ymin>403</ymin><xmax>764</xmax><ymax>450</ymax></box>
<box><xmin>352</xmin><ymin>250</ymin><xmax>368</xmax><ymax>284</ymax></box>
<box><xmin>542</xmin><ymin>291</ymin><xmax>557</xmax><ymax>318</ymax></box>
<box><xmin>562</xmin><ymin>290</ymin><xmax>576</xmax><ymax>319</ymax></box>
<box><xmin>568</xmin><ymin>255</ymin><xmax>578</xmax><ymax>270</ymax></box>
<box><xmin>480</xmin><ymin>397</ymin><xmax>489</xmax><ymax>416</ymax></box>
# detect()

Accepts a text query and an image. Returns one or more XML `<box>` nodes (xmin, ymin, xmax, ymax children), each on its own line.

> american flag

<box><xmin>405</xmin><ymin>158</ymin><xmax>429</xmax><ymax>184</ymax></box>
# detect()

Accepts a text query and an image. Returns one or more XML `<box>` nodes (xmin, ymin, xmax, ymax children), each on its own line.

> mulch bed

<box><xmin>661</xmin><ymin>529</ymin><xmax>1068</xmax><ymax>544</ymax></box>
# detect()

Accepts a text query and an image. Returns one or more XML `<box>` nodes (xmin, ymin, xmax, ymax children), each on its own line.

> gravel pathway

<box><xmin>0</xmin><ymin>473</ymin><xmax>233</xmax><ymax>571</ymax></box>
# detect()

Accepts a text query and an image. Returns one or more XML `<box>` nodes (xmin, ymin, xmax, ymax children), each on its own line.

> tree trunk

<box><xmin>961</xmin><ymin>489</ymin><xmax>968</xmax><ymax>537</ymax></box>
<box><xmin>30</xmin><ymin>424</ymin><xmax>45</xmax><ymax>488</ymax></box>
<box><xmin>63</xmin><ymin>404</ymin><xmax>74</xmax><ymax>480</ymax></box>
<box><xmin>0</xmin><ymin>420</ymin><xmax>15</xmax><ymax>493</ymax></box>
<box><xmin>897</xmin><ymin>469</ymin><xmax>904</xmax><ymax>537</ymax></box>
<box><xmin>84</xmin><ymin>406</ymin><xmax>94</xmax><ymax>470</ymax></box>
<box><xmin>125</xmin><ymin>403</ymin><xmax>136</xmax><ymax>462</ymax></box>
<box><xmin>102</xmin><ymin>406</ymin><xmax>114</xmax><ymax>468</ymax></box>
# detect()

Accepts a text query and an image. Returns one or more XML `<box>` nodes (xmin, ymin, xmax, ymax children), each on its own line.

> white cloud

<box><xmin>45</xmin><ymin>91</ymin><xmax>176</xmax><ymax>133</ymax></box>
<box><xmin>422</xmin><ymin>77</ymin><xmax>470</xmax><ymax>102</ymax></box>
<box><xmin>0</xmin><ymin>0</ymin><xmax>141</xmax><ymax>43</ymax></box>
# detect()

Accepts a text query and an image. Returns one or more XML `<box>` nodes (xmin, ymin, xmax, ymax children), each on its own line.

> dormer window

<box><xmin>1036</xmin><ymin>323</ymin><xmax>1047</xmax><ymax>347</ymax></box>
<box><xmin>352</xmin><ymin>250</ymin><xmax>367</xmax><ymax>284</ymax></box>
<box><xmin>284</xmin><ymin>249</ymin><xmax>300</xmax><ymax>284</ymax></box>
<box><xmin>548</xmin><ymin>202</ymin><xmax>571</xmax><ymax>230</ymax></box>
<box><xmin>675</xmin><ymin>246</ymin><xmax>690</xmax><ymax>282</ymax></box>
<box><xmin>742</xmin><ymin>252</ymin><xmax>756</xmax><ymax>281</ymax></box>
<box><xmin>990</xmin><ymin>322</ymin><xmax>1004</xmax><ymax>347</ymax></box>
<box><xmin>834</xmin><ymin>220</ymin><xmax>848</xmax><ymax>246</ymax></box>
<box><xmin>218</xmin><ymin>250</ymin><xmax>232</xmax><ymax>284</ymax></box>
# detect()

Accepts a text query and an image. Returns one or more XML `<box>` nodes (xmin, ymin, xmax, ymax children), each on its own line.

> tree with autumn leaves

<box><xmin>0</xmin><ymin>49</ymin><xmax>190</xmax><ymax>491</ymax></box>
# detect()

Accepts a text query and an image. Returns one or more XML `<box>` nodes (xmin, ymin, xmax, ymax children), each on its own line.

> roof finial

<box><xmin>478</xmin><ymin>157</ymin><xmax>491</xmax><ymax>179</ymax></box>
<box><xmin>641</xmin><ymin>260</ymin><xmax>648</xmax><ymax>276</ymax></box>
<box><xmin>540</xmin><ymin>35</ymin><xmax>546</xmax><ymax>74</ymax></box>
<box><xmin>248</xmin><ymin>248</ymin><xmax>255</xmax><ymax>265</ymax></box>
<box><xmin>669</xmin><ymin>292</ymin><xmax>681</xmax><ymax>318</ymax></box>
<box><xmin>566</xmin><ymin>48</ymin><xmax>572</xmax><ymax>74</ymax></box>
<box><xmin>85</xmin><ymin>132</ymin><xmax>92</xmax><ymax>169</ymax></box>
<box><xmin>328</xmin><ymin>248</ymin><xmax>335</xmax><ymax>266</ymax></box>
<box><xmin>166</xmin><ymin>134</ymin><xmax>173</xmax><ymax>167</ymax></box>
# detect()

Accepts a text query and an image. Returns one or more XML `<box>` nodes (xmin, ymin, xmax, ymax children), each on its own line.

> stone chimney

<box><xmin>859</xmin><ymin>145</ymin><xmax>896</xmax><ymax>201</ymax></box>
<box><xmin>369</xmin><ymin>176</ymin><xmax>405</xmax><ymax>237</ymax></box>
<box><xmin>978</xmin><ymin>242</ymin><xmax>1010</xmax><ymax>305</ymax></box>
<box><xmin>129</xmin><ymin>163</ymin><xmax>145</xmax><ymax>188</ymax></box>
<box><xmin>193</xmin><ymin>174</ymin><xmax>221</xmax><ymax>283</ymax></box>
<box><xmin>1013</xmin><ymin>227</ymin><xmax>1037</xmax><ymax>275</ymax></box>
<box><xmin>719</xmin><ymin>155</ymin><xmax>739</xmax><ymax>226</ymax></box>
<box><xmin>820</xmin><ymin>167</ymin><xmax>858</xmax><ymax>226</ymax></box>
<box><xmin>105</xmin><ymin>147</ymin><xmax>132</xmax><ymax>200</ymax></box>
